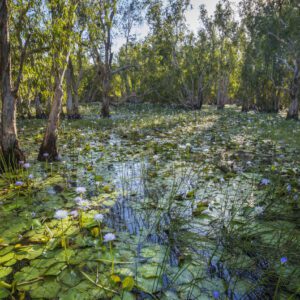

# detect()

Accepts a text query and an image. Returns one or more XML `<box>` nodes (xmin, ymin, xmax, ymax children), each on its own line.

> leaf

<box><xmin>122</xmin><ymin>276</ymin><xmax>135</xmax><ymax>291</ymax></box>
<box><xmin>91</xmin><ymin>227</ymin><xmax>100</xmax><ymax>237</ymax></box>
<box><xmin>0</xmin><ymin>253</ymin><xmax>14</xmax><ymax>265</ymax></box>
<box><xmin>14</xmin><ymin>267</ymin><xmax>41</xmax><ymax>282</ymax></box>
<box><xmin>0</xmin><ymin>288</ymin><xmax>10</xmax><ymax>299</ymax></box>
<box><xmin>111</xmin><ymin>274</ymin><xmax>121</xmax><ymax>283</ymax></box>
<box><xmin>0</xmin><ymin>267</ymin><xmax>12</xmax><ymax>279</ymax></box>
<box><xmin>186</xmin><ymin>190</ymin><xmax>195</xmax><ymax>199</ymax></box>
<box><xmin>103</xmin><ymin>185</ymin><xmax>112</xmax><ymax>193</ymax></box>
<box><xmin>30</xmin><ymin>280</ymin><xmax>61</xmax><ymax>298</ymax></box>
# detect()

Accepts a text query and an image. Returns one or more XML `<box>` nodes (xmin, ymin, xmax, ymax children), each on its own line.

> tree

<box><xmin>0</xmin><ymin>0</ymin><xmax>31</xmax><ymax>168</ymax></box>
<box><xmin>38</xmin><ymin>0</ymin><xmax>78</xmax><ymax>161</ymax></box>
<box><xmin>87</xmin><ymin>0</ymin><xmax>117</xmax><ymax>118</ymax></box>
<box><xmin>213</xmin><ymin>0</ymin><xmax>237</xmax><ymax>109</ymax></box>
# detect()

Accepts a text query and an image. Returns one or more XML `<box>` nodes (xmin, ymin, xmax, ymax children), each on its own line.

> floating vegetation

<box><xmin>0</xmin><ymin>105</ymin><xmax>299</xmax><ymax>299</ymax></box>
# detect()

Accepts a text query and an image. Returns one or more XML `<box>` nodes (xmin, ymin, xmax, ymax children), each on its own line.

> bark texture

<box><xmin>217</xmin><ymin>75</ymin><xmax>228</xmax><ymax>110</ymax></box>
<box><xmin>287</xmin><ymin>59</ymin><xmax>299</xmax><ymax>120</ymax></box>
<box><xmin>0</xmin><ymin>0</ymin><xmax>25</xmax><ymax>168</ymax></box>
<box><xmin>69</xmin><ymin>57</ymin><xmax>81</xmax><ymax>118</ymax></box>
<box><xmin>66</xmin><ymin>60</ymin><xmax>74</xmax><ymax>117</ymax></box>
<box><xmin>38</xmin><ymin>54</ymin><xmax>70</xmax><ymax>161</ymax></box>
<box><xmin>35</xmin><ymin>93</ymin><xmax>46</xmax><ymax>119</ymax></box>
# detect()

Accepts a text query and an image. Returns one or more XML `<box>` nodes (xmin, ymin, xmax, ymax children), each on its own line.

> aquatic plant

<box><xmin>104</xmin><ymin>233</ymin><xmax>116</xmax><ymax>274</ymax></box>
<box><xmin>54</xmin><ymin>210</ymin><xmax>69</xmax><ymax>262</ymax></box>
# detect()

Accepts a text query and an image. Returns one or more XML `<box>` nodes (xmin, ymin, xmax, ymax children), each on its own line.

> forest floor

<box><xmin>0</xmin><ymin>104</ymin><xmax>300</xmax><ymax>299</ymax></box>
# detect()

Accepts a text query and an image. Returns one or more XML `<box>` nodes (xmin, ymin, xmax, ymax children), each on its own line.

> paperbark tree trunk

<box><xmin>0</xmin><ymin>0</ymin><xmax>25</xmax><ymax>167</ymax></box>
<box><xmin>69</xmin><ymin>57</ymin><xmax>81</xmax><ymax>118</ymax></box>
<box><xmin>287</xmin><ymin>59</ymin><xmax>299</xmax><ymax>120</ymax></box>
<box><xmin>35</xmin><ymin>93</ymin><xmax>45</xmax><ymax>118</ymax></box>
<box><xmin>101</xmin><ymin>75</ymin><xmax>110</xmax><ymax>118</ymax></box>
<box><xmin>241</xmin><ymin>98</ymin><xmax>249</xmax><ymax>112</ymax></box>
<box><xmin>217</xmin><ymin>75</ymin><xmax>228</xmax><ymax>110</ymax></box>
<box><xmin>38</xmin><ymin>53</ymin><xmax>70</xmax><ymax>161</ymax></box>
<box><xmin>195</xmin><ymin>75</ymin><xmax>204</xmax><ymax>110</ymax></box>
<box><xmin>66</xmin><ymin>60</ymin><xmax>74</xmax><ymax>118</ymax></box>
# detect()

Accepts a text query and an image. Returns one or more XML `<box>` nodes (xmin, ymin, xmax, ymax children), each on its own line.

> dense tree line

<box><xmin>0</xmin><ymin>0</ymin><xmax>299</xmax><ymax>166</ymax></box>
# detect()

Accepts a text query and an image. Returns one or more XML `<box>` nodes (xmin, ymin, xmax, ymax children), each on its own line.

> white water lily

<box><xmin>104</xmin><ymin>233</ymin><xmax>116</xmax><ymax>242</ymax></box>
<box><xmin>74</xmin><ymin>196</ymin><xmax>83</xmax><ymax>202</ymax></box>
<box><xmin>23</xmin><ymin>163</ymin><xmax>31</xmax><ymax>169</ymax></box>
<box><xmin>76</xmin><ymin>187</ymin><xmax>86</xmax><ymax>194</ymax></box>
<box><xmin>260</xmin><ymin>178</ymin><xmax>270</xmax><ymax>186</ymax></box>
<box><xmin>54</xmin><ymin>210</ymin><xmax>68</xmax><ymax>220</ymax></box>
<box><xmin>77</xmin><ymin>199</ymin><xmax>90</xmax><ymax>210</ymax></box>
<box><xmin>94</xmin><ymin>213</ymin><xmax>104</xmax><ymax>222</ymax></box>
<box><xmin>70</xmin><ymin>210</ymin><xmax>79</xmax><ymax>218</ymax></box>
<box><xmin>254</xmin><ymin>206</ymin><xmax>264</xmax><ymax>215</ymax></box>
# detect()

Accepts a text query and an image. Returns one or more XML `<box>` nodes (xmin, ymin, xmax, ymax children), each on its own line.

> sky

<box><xmin>114</xmin><ymin>0</ymin><xmax>239</xmax><ymax>51</ymax></box>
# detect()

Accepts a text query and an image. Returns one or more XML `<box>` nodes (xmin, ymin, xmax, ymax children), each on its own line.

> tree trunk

<box><xmin>101</xmin><ymin>76</ymin><xmax>110</xmax><ymax>118</ymax></box>
<box><xmin>65</xmin><ymin>60</ymin><xmax>74</xmax><ymax>118</ymax></box>
<box><xmin>73</xmin><ymin>91</ymin><xmax>80</xmax><ymax>117</ymax></box>
<box><xmin>0</xmin><ymin>0</ymin><xmax>25</xmax><ymax>168</ymax></box>
<box><xmin>287</xmin><ymin>59</ymin><xmax>299</xmax><ymax>120</ymax></box>
<box><xmin>241</xmin><ymin>99</ymin><xmax>249</xmax><ymax>112</ymax></box>
<box><xmin>272</xmin><ymin>89</ymin><xmax>280</xmax><ymax>113</ymax></box>
<box><xmin>35</xmin><ymin>93</ymin><xmax>45</xmax><ymax>118</ymax></box>
<box><xmin>46</xmin><ymin>97</ymin><xmax>51</xmax><ymax>116</ymax></box>
<box><xmin>217</xmin><ymin>75</ymin><xmax>228</xmax><ymax>110</ymax></box>
<box><xmin>69</xmin><ymin>57</ymin><xmax>81</xmax><ymax>118</ymax></box>
<box><xmin>38</xmin><ymin>54</ymin><xmax>70</xmax><ymax>161</ymax></box>
<box><xmin>195</xmin><ymin>75</ymin><xmax>204</xmax><ymax>110</ymax></box>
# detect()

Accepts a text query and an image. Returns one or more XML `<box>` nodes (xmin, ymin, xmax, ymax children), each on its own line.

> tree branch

<box><xmin>14</xmin><ymin>33</ymin><xmax>31</xmax><ymax>94</ymax></box>
<box><xmin>111</xmin><ymin>65</ymin><xmax>138</xmax><ymax>75</ymax></box>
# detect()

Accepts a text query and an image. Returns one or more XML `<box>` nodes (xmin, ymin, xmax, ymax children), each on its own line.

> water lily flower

<box><xmin>94</xmin><ymin>213</ymin><xmax>104</xmax><ymax>222</ymax></box>
<box><xmin>254</xmin><ymin>206</ymin><xmax>264</xmax><ymax>215</ymax></box>
<box><xmin>213</xmin><ymin>291</ymin><xmax>220</xmax><ymax>299</ymax></box>
<box><xmin>280</xmin><ymin>257</ymin><xmax>288</xmax><ymax>264</ymax></box>
<box><xmin>76</xmin><ymin>187</ymin><xmax>86</xmax><ymax>194</ymax></box>
<box><xmin>74</xmin><ymin>196</ymin><xmax>83</xmax><ymax>203</ymax></box>
<box><xmin>70</xmin><ymin>210</ymin><xmax>79</xmax><ymax>218</ymax></box>
<box><xmin>15</xmin><ymin>181</ymin><xmax>24</xmax><ymax>186</ymax></box>
<box><xmin>54</xmin><ymin>210</ymin><xmax>68</xmax><ymax>220</ymax></box>
<box><xmin>23</xmin><ymin>163</ymin><xmax>30</xmax><ymax>169</ymax></box>
<box><xmin>77</xmin><ymin>199</ymin><xmax>90</xmax><ymax>210</ymax></box>
<box><xmin>153</xmin><ymin>155</ymin><xmax>159</xmax><ymax>161</ymax></box>
<box><xmin>104</xmin><ymin>233</ymin><xmax>116</xmax><ymax>242</ymax></box>
<box><xmin>260</xmin><ymin>178</ymin><xmax>270</xmax><ymax>186</ymax></box>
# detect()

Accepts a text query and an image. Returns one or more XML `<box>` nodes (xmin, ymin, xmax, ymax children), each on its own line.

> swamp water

<box><xmin>0</xmin><ymin>105</ymin><xmax>299</xmax><ymax>299</ymax></box>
